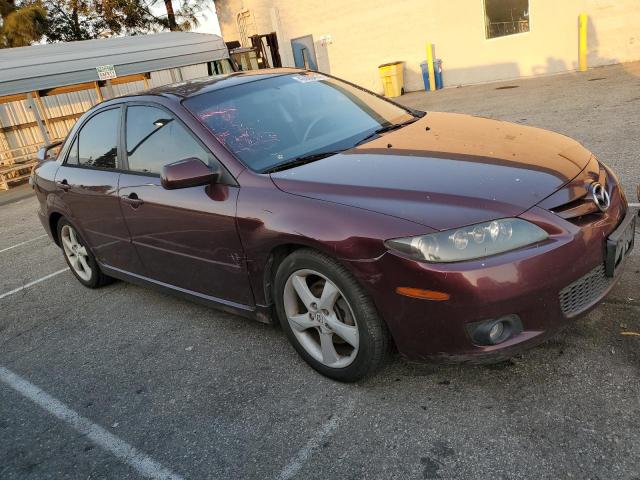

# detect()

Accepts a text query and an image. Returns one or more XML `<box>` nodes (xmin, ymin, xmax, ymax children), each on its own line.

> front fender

<box><xmin>236</xmin><ymin>172</ymin><xmax>430</xmax><ymax>307</ymax></box>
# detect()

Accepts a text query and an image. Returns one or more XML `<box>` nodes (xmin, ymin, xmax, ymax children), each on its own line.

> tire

<box><xmin>274</xmin><ymin>249</ymin><xmax>388</xmax><ymax>382</ymax></box>
<box><xmin>57</xmin><ymin>217</ymin><xmax>112</xmax><ymax>288</ymax></box>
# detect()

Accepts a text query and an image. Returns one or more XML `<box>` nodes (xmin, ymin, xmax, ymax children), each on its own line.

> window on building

<box><xmin>484</xmin><ymin>0</ymin><xmax>530</xmax><ymax>39</ymax></box>
<box><xmin>210</xmin><ymin>59</ymin><xmax>235</xmax><ymax>75</ymax></box>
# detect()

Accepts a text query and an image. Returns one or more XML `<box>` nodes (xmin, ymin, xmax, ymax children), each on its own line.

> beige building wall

<box><xmin>214</xmin><ymin>0</ymin><xmax>640</xmax><ymax>93</ymax></box>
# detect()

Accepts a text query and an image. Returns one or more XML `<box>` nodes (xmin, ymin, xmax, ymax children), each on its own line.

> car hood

<box><xmin>270</xmin><ymin>112</ymin><xmax>593</xmax><ymax>231</ymax></box>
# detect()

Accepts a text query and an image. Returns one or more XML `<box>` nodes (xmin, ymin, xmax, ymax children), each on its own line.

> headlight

<box><xmin>385</xmin><ymin>218</ymin><xmax>548</xmax><ymax>263</ymax></box>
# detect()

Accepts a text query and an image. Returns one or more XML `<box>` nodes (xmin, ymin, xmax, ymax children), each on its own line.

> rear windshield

<box><xmin>183</xmin><ymin>72</ymin><xmax>415</xmax><ymax>172</ymax></box>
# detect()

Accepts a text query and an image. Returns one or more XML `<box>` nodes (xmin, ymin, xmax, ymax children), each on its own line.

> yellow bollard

<box><xmin>579</xmin><ymin>13</ymin><xmax>588</xmax><ymax>72</ymax></box>
<box><xmin>426</xmin><ymin>43</ymin><xmax>436</xmax><ymax>92</ymax></box>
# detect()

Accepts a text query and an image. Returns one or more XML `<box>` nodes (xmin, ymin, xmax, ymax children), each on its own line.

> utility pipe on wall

<box><xmin>579</xmin><ymin>13</ymin><xmax>588</xmax><ymax>72</ymax></box>
<box><xmin>104</xmin><ymin>80</ymin><xmax>115</xmax><ymax>99</ymax></box>
<box><xmin>25</xmin><ymin>92</ymin><xmax>50</xmax><ymax>144</ymax></box>
<box><xmin>33</xmin><ymin>91</ymin><xmax>52</xmax><ymax>138</ymax></box>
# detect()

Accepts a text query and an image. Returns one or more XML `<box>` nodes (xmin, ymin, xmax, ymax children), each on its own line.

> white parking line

<box><xmin>276</xmin><ymin>397</ymin><xmax>355</xmax><ymax>480</ymax></box>
<box><xmin>0</xmin><ymin>366</ymin><xmax>184</xmax><ymax>480</ymax></box>
<box><xmin>0</xmin><ymin>268</ymin><xmax>69</xmax><ymax>300</ymax></box>
<box><xmin>0</xmin><ymin>234</ymin><xmax>48</xmax><ymax>254</ymax></box>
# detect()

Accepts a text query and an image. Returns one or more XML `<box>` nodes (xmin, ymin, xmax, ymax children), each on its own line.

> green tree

<box><xmin>0</xmin><ymin>0</ymin><xmax>47</xmax><ymax>48</ymax></box>
<box><xmin>154</xmin><ymin>0</ymin><xmax>205</xmax><ymax>32</ymax></box>
<box><xmin>1</xmin><ymin>0</ymin><xmax>209</xmax><ymax>47</ymax></box>
<box><xmin>43</xmin><ymin>0</ymin><xmax>163</xmax><ymax>42</ymax></box>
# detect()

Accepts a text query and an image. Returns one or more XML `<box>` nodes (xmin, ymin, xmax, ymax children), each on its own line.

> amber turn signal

<box><xmin>395</xmin><ymin>287</ymin><xmax>450</xmax><ymax>301</ymax></box>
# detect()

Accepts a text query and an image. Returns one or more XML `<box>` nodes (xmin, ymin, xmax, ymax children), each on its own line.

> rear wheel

<box><xmin>57</xmin><ymin>218</ymin><xmax>112</xmax><ymax>288</ymax></box>
<box><xmin>274</xmin><ymin>249</ymin><xmax>388</xmax><ymax>382</ymax></box>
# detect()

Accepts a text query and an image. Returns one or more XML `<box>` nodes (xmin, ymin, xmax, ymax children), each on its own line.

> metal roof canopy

<box><xmin>0</xmin><ymin>32</ymin><xmax>229</xmax><ymax>97</ymax></box>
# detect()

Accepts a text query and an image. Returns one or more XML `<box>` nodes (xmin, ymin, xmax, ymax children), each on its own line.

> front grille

<box><xmin>559</xmin><ymin>265</ymin><xmax>612</xmax><ymax>317</ymax></box>
<box><xmin>547</xmin><ymin>160</ymin><xmax>609</xmax><ymax>224</ymax></box>
<box><xmin>551</xmin><ymin>194</ymin><xmax>600</xmax><ymax>221</ymax></box>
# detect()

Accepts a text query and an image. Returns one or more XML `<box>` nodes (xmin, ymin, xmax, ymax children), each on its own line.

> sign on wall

<box><xmin>96</xmin><ymin>65</ymin><xmax>117</xmax><ymax>81</ymax></box>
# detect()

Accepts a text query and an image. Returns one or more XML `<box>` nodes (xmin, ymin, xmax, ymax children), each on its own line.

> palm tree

<box><xmin>155</xmin><ymin>0</ymin><xmax>204</xmax><ymax>32</ymax></box>
<box><xmin>163</xmin><ymin>0</ymin><xmax>176</xmax><ymax>30</ymax></box>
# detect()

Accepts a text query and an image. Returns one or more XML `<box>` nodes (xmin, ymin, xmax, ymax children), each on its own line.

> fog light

<box><xmin>488</xmin><ymin>322</ymin><xmax>504</xmax><ymax>343</ymax></box>
<box><xmin>467</xmin><ymin>314</ymin><xmax>522</xmax><ymax>346</ymax></box>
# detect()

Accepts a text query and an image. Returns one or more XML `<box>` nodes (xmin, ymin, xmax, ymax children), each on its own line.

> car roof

<box><xmin>136</xmin><ymin>68</ymin><xmax>305</xmax><ymax>101</ymax></box>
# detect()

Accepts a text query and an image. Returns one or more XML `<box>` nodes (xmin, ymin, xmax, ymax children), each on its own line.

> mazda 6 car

<box><xmin>33</xmin><ymin>69</ymin><xmax>636</xmax><ymax>381</ymax></box>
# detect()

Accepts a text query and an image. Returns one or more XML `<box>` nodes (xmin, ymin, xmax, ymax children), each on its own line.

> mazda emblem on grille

<box><xmin>591</xmin><ymin>182</ymin><xmax>611</xmax><ymax>212</ymax></box>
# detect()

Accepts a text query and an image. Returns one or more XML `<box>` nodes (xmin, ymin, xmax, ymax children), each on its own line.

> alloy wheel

<box><xmin>60</xmin><ymin>225</ymin><xmax>92</xmax><ymax>282</ymax></box>
<box><xmin>283</xmin><ymin>269</ymin><xmax>359</xmax><ymax>368</ymax></box>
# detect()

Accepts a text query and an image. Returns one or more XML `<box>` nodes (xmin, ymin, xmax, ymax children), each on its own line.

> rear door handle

<box><xmin>56</xmin><ymin>179</ymin><xmax>70</xmax><ymax>191</ymax></box>
<box><xmin>121</xmin><ymin>192</ymin><xmax>144</xmax><ymax>208</ymax></box>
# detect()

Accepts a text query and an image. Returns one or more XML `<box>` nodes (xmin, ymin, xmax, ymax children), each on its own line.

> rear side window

<box><xmin>125</xmin><ymin>105</ymin><xmax>215</xmax><ymax>175</ymax></box>
<box><xmin>76</xmin><ymin>108</ymin><xmax>120</xmax><ymax>169</ymax></box>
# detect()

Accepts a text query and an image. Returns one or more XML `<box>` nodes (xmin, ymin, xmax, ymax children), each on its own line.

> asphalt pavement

<box><xmin>1</xmin><ymin>62</ymin><xmax>639</xmax><ymax>479</ymax></box>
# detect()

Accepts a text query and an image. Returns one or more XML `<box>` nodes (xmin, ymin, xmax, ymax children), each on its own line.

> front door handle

<box><xmin>56</xmin><ymin>179</ymin><xmax>70</xmax><ymax>191</ymax></box>
<box><xmin>121</xmin><ymin>192</ymin><xmax>144</xmax><ymax>208</ymax></box>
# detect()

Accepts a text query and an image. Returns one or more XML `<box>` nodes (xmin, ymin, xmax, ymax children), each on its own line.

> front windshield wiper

<box><xmin>262</xmin><ymin>149</ymin><xmax>346</xmax><ymax>174</ymax></box>
<box><xmin>262</xmin><ymin>116</ymin><xmax>423</xmax><ymax>174</ymax></box>
<box><xmin>354</xmin><ymin>117</ymin><xmax>421</xmax><ymax>146</ymax></box>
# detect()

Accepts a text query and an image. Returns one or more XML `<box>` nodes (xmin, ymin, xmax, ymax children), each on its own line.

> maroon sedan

<box><xmin>33</xmin><ymin>69</ymin><xmax>636</xmax><ymax>381</ymax></box>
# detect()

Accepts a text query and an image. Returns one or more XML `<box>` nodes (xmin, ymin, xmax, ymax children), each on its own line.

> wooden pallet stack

<box><xmin>0</xmin><ymin>144</ymin><xmax>41</xmax><ymax>191</ymax></box>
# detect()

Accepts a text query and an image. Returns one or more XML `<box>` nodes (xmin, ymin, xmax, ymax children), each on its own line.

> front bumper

<box><xmin>346</xmin><ymin>193</ymin><xmax>630</xmax><ymax>362</ymax></box>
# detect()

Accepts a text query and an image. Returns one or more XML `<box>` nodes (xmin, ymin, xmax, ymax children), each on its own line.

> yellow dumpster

<box><xmin>378</xmin><ymin>61</ymin><xmax>404</xmax><ymax>97</ymax></box>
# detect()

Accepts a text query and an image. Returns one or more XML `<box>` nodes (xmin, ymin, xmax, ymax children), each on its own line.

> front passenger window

<box><xmin>125</xmin><ymin>105</ymin><xmax>215</xmax><ymax>175</ymax></box>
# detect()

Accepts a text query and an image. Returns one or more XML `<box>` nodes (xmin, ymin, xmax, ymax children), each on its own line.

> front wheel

<box><xmin>57</xmin><ymin>218</ymin><xmax>112</xmax><ymax>288</ymax></box>
<box><xmin>274</xmin><ymin>249</ymin><xmax>388</xmax><ymax>382</ymax></box>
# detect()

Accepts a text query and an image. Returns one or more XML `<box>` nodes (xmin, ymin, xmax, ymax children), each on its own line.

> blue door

<box><xmin>291</xmin><ymin>35</ymin><xmax>318</xmax><ymax>70</ymax></box>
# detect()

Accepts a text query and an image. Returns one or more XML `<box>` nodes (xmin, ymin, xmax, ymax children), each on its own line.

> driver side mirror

<box><xmin>36</xmin><ymin>140</ymin><xmax>63</xmax><ymax>162</ymax></box>
<box><xmin>161</xmin><ymin>157</ymin><xmax>220</xmax><ymax>190</ymax></box>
